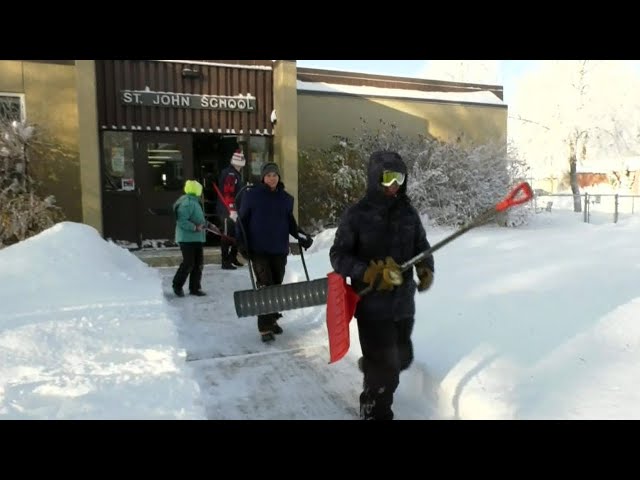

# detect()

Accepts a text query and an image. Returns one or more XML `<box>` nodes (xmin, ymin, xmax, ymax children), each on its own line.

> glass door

<box><xmin>134</xmin><ymin>133</ymin><xmax>194</xmax><ymax>245</ymax></box>
<box><xmin>101</xmin><ymin>131</ymin><xmax>140</xmax><ymax>247</ymax></box>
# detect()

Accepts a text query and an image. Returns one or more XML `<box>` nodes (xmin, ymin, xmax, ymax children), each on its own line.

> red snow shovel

<box><xmin>326</xmin><ymin>181</ymin><xmax>533</xmax><ymax>363</ymax></box>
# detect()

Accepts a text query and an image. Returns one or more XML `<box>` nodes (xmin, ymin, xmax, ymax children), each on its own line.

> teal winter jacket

<box><xmin>173</xmin><ymin>194</ymin><xmax>206</xmax><ymax>243</ymax></box>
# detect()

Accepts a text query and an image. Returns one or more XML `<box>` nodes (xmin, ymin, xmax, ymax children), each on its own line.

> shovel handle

<box><xmin>359</xmin><ymin>182</ymin><xmax>535</xmax><ymax>294</ymax></box>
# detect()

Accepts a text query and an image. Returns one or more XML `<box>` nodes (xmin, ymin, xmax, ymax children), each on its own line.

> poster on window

<box><xmin>121</xmin><ymin>178</ymin><xmax>135</xmax><ymax>191</ymax></box>
<box><xmin>111</xmin><ymin>147</ymin><xmax>125</xmax><ymax>173</ymax></box>
<box><xmin>251</xmin><ymin>156</ymin><xmax>263</xmax><ymax>176</ymax></box>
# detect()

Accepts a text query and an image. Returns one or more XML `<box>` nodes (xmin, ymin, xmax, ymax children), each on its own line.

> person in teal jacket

<box><xmin>172</xmin><ymin>180</ymin><xmax>207</xmax><ymax>297</ymax></box>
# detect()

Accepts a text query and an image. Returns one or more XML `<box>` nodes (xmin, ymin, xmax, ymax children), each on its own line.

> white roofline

<box><xmin>298</xmin><ymin>66</ymin><xmax>502</xmax><ymax>89</ymax></box>
<box><xmin>154</xmin><ymin>60</ymin><xmax>272</xmax><ymax>71</ymax></box>
<box><xmin>297</xmin><ymin>80</ymin><xmax>504</xmax><ymax>107</ymax></box>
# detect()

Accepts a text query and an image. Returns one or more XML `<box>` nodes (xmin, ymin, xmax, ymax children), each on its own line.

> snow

<box><xmin>0</xmin><ymin>223</ymin><xmax>203</xmax><ymax>419</ymax></box>
<box><xmin>157</xmin><ymin>60</ymin><xmax>272</xmax><ymax>71</ymax></box>
<box><xmin>580</xmin><ymin>155</ymin><xmax>640</xmax><ymax>172</ymax></box>
<box><xmin>2</xmin><ymin>213</ymin><xmax>640</xmax><ymax>419</ymax></box>
<box><xmin>297</xmin><ymin>80</ymin><xmax>504</xmax><ymax>106</ymax></box>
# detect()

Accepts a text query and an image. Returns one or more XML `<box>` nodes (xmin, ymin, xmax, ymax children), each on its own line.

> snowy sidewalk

<box><xmin>159</xmin><ymin>263</ymin><xmax>439</xmax><ymax>420</ymax></box>
<box><xmin>159</xmin><ymin>264</ymin><xmax>364</xmax><ymax>420</ymax></box>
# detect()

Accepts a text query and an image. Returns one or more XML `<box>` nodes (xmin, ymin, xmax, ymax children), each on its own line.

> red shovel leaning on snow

<box><xmin>325</xmin><ymin>181</ymin><xmax>534</xmax><ymax>363</ymax></box>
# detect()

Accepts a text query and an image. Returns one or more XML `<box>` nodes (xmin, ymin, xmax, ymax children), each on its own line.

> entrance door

<box><xmin>134</xmin><ymin>132</ymin><xmax>194</xmax><ymax>244</ymax></box>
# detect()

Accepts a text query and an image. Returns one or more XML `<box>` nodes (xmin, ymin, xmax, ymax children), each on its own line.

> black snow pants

<box><xmin>220</xmin><ymin>217</ymin><xmax>238</xmax><ymax>265</ymax></box>
<box><xmin>172</xmin><ymin>242</ymin><xmax>204</xmax><ymax>293</ymax></box>
<box><xmin>251</xmin><ymin>253</ymin><xmax>287</xmax><ymax>333</ymax></box>
<box><xmin>356</xmin><ymin>316</ymin><xmax>415</xmax><ymax>420</ymax></box>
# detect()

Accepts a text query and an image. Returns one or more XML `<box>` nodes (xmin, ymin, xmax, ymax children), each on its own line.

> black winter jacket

<box><xmin>329</xmin><ymin>151</ymin><xmax>434</xmax><ymax>321</ymax></box>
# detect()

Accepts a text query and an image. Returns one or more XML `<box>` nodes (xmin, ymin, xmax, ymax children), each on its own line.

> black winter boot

<box><xmin>173</xmin><ymin>287</ymin><xmax>185</xmax><ymax>297</ymax></box>
<box><xmin>270</xmin><ymin>312</ymin><xmax>283</xmax><ymax>334</ymax></box>
<box><xmin>261</xmin><ymin>332</ymin><xmax>275</xmax><ymax>342</ymax></box>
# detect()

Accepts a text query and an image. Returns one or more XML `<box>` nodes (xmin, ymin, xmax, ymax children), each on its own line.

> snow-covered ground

<box><xmin>2</xmin><ymin>209</ymin><xmax>640</xmax><ymax>419</ymax></box>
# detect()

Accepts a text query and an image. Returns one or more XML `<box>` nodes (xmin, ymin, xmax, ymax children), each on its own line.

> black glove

<box><xmin>297</xmin><ymin>231</ymin><xmax>314</xmax><ymax>250</ymax></box>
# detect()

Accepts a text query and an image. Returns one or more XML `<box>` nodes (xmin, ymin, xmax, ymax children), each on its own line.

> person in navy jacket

<box><xmin>236</xmin><ymin>162</ymin><xmax>313</xmax><ymax>342</ymax></box>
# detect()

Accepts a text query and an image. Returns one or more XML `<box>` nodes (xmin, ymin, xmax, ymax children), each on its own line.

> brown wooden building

<box><xmin>0</xmin><ymin>60</ymin><xmax>506</xmax><ymax>248</ymax></box>
<box><xmin>94</xmin><ymin>60</ymin><xmax>280</xmax><ymax>247</ymax></box>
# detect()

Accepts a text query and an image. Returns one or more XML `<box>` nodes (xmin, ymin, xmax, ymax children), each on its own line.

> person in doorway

<box><xmin>172</xmin><ymin>179</ymin><xmax>208</xmax><ymax>297</ymax></box>
<box><xmin>329</xmin><ymin>151</ymin><xmax>434</xmax><ymax>420</ymax></box>
<box><xmin>216</xmin><ymin>149</ymin><xmax>246</xmax><ymax>270</ymax></box>
<box><xmin>236</xmin><ymin>162</ymin><xmax>313</xmax><ymax>342</ymax></box>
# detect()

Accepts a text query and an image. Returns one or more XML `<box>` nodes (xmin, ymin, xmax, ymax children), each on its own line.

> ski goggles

<box><xmin>380</xmin><ymin>170</ymin><xmax>406</xmax><ymax>187</ymax></box>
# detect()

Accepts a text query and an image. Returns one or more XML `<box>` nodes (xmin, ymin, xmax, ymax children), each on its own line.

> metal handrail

<box><xmin>532</xmin><ymin>192</ymin><xmax>640</xmax><ymax>224</ymax></box>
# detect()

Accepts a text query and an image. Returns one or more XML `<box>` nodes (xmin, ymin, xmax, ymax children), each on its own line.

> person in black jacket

<box><xmin>236</xmin><ymin>162</ymin><xmax>313</xmax><ymax>342</ymax></box>
<box><xmin>216</xmin><ymin>149</ymin><xmax>246</xmax><ymax>270</ymax></box>
<box><xmin>329</xmin><ymin>150</ymin><xmax>434</xmax><ymax>420</ymax></box>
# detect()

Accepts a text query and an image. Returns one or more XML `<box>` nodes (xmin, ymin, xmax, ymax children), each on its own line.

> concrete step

<box><xmin>133</xmin><ymin>247</ymin><xmax>222</xmax><ymax>267</ymax></box>
<box><xmin>133</xmin><ymin>243</ymin><xmax>302</xmax><ymax>268</ymax></box>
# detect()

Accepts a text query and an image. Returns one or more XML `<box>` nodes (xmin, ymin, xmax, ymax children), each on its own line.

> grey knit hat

<box><xmin>261</xmin><ymin>162</ymin><xmax>280</xmax><ymax>179</ymax></box>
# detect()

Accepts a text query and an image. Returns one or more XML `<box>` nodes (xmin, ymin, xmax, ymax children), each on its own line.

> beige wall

<box><xmin>0</xmin><ymin>61</ymin><xmax>24</xmax><ymax>92</ymax></box>
<box><xmin>297</xmin><ymin>93</ymin><xmax>507</xmax><ymax>150</ymax></box>
<box><xmin>272</xmin><ymin>61</ymin><xmax>299</xmax><ymax>218</ymax></box>
<box><xmin>75</xmin><ymin>61</ymin><xmax>102</xmax><ymax>234</ymax></box>
<box><xmin>0</xmin><ymin>60</ymin><xmax>82</xmax><ymax>222</ymax></box>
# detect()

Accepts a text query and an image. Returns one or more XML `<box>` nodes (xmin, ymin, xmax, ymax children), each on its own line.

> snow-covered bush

<box><xmin>299</xmin><ymin>142</ymin><xmax>367</xmax><ymax>231</ymax></box>
<box><xmin>298</xmin><ymin>119</ymin><xmax>531</xmax><ymax>231</ymax></box>
<box><xmin>409</xmin><ymin>139</ymin><xmax>530</xmax><ymax>226</ymax></box>
<box><xmin>0</xmin><ymin>119</ymin><xmax>64</xmax><ymax>248</ymax></box>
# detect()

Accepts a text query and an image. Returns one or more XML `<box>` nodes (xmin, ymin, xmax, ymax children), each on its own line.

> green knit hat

<box><xmin>184</xmin><ymin>180</ymin><xmax>203</xmax><ymax>197</ymax></box>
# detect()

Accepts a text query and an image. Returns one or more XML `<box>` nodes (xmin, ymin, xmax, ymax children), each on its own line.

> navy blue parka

<box><xmin>237</xmin><ymin>181</ymin><xmax>299</xmax><ymax>256</ymax></box>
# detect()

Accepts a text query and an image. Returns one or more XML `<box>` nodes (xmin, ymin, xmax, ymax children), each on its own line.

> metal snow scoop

<box><xmin>233</xmin><ymin>182</ymin><xmax>534</xmax><ymax>321</ymax></box>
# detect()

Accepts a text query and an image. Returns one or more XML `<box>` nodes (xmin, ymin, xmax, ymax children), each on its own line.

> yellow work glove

<box><xmin>415</xmin><ymin>264</ymin><xmax>434</xmax><ymax>292</ymax></box>
<box><xmin>362</xmin><ymin>257</ymin><xmax>403</xmax><ymax>291</ymax></box>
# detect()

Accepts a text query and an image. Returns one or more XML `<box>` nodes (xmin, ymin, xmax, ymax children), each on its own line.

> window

<box><xmin>0</xmin><ymin>93</ymin><xmax>25</xmax><ymax>123</ymax></box>
<box><xmin>146</xmin><ymin>143</ymin><xmax>184</xmax><ymax>191</ymax></box>
<box><xmin>102</xmin><ymin>131</ymin><xmax>135</xmax><ymax>191</ymax></box>
<box><xmin>247</xmin><ymin>136</ymin><xmax>272</xmax><ymax>184</ymax></box>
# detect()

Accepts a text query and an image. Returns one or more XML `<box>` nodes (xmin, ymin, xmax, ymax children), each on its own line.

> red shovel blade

<box><xmin>326</xmin><ymin>272</ymin><xmax>360</xmax><ymax>364</ymax></box>
<box><xmin>495</xmin><ymin>181</ymin><xmax>534</xmax><ymax>212</ymax></box>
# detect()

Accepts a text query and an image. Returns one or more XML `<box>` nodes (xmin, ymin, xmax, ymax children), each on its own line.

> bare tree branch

<box><xmin>509</xmin><ymin>114</ymin><xmax>551</xmax><ymax>131</ymax></box>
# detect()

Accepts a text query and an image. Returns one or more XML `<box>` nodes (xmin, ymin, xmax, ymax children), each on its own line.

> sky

<box><xmin>2</xmin><ymin>198</ymin><xmax>640</xmax><ymax>419</ymax></box>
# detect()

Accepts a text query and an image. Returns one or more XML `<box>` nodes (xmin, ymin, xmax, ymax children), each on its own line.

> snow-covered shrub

<box><xmin>298</xmin><ymin>119</ymin><xmax>531</xmax><ymax>231</ymax></box>
<box><xmin>299</xmin><ymin>142</ymin><xmax>367</xmax><ymax>231</ymax></box>
<box><xmin>0</xmin><ymin>119</ymin><xmax>64</xmax><ymax>248</ymax></box>
<box><xmin>409</xmin><ymin>139</ymin><xmax>530</xmax><ymax>226</ymax></box>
